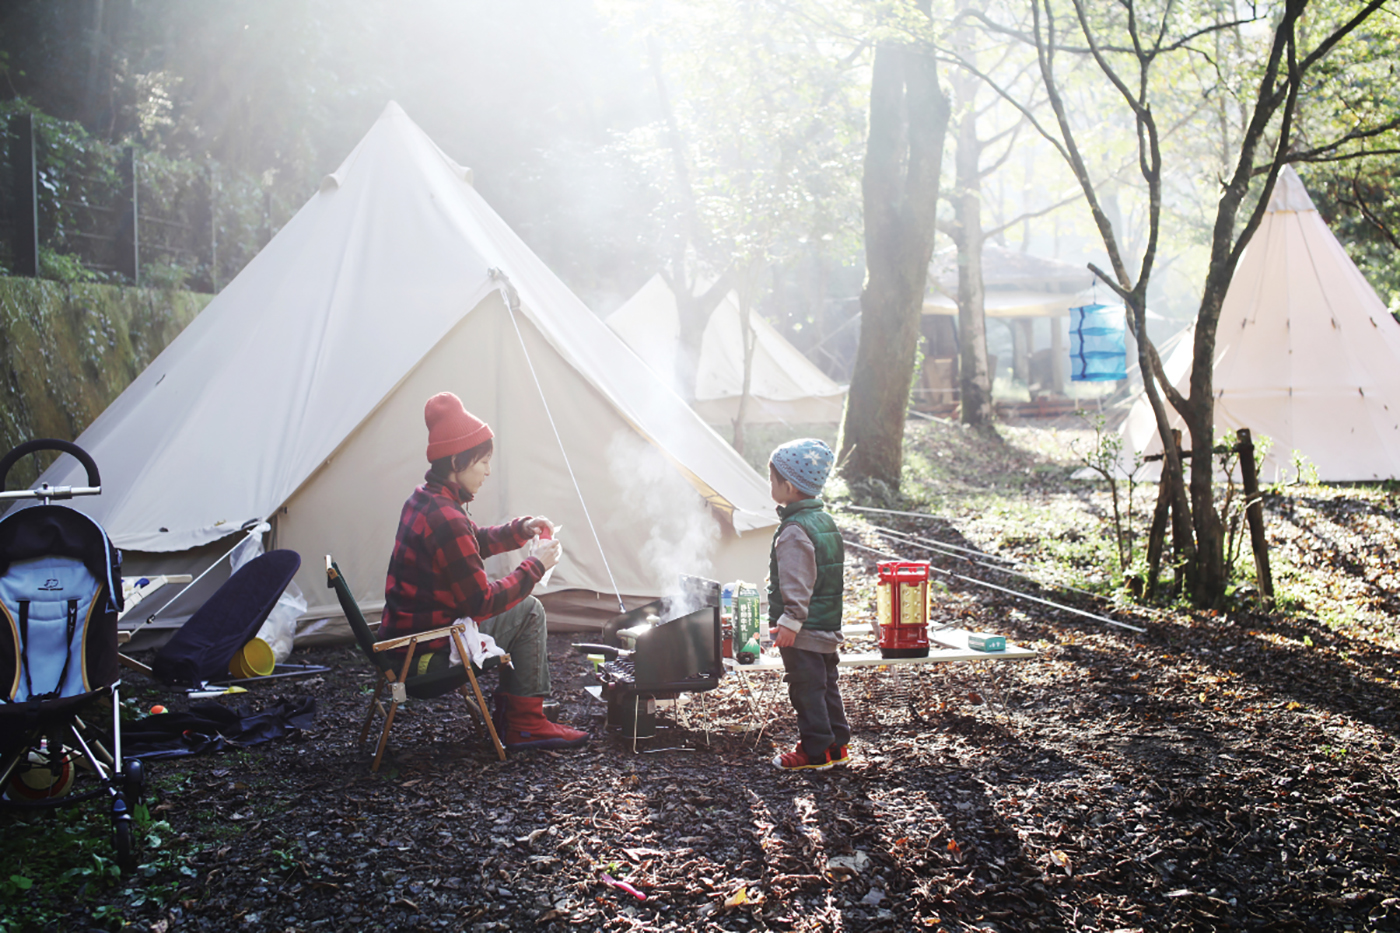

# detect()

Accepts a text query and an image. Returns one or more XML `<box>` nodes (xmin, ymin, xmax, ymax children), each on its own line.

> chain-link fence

<box><xmin>1</xmin><ymin>108</ymin><xmax>280</xmax><ymax>293</ymax></box>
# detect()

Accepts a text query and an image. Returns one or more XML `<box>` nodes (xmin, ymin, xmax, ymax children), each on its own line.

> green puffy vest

<box><xmin>767</xmin><ymin>498</ymin><xmax>844</xmax><ymax>631</ymax></box>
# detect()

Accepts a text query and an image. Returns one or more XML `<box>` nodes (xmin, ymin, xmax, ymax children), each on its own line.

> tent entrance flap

<box><xmin>493</xmin><ymin>269</ymin><xmax>624</xmax><ymax>612</ymax></box>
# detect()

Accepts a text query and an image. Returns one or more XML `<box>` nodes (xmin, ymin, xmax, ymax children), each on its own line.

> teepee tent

<box><xmin>607</xmin><ymin>274</ymin><xmax>847</xmax><ymax>425</ymax></box>
<box><xmin>1119</xmin><ymin>165</ymin><xmax>1400</xmax><ymax>482</ymax></box>
<box><xmin>24</xmin><ymin>103</ymin><xmax>776</xmax><ymax>633</ymax></box>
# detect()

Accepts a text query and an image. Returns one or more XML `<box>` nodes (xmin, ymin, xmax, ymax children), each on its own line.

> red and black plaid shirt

<box><xmin>380</xmin><ymin>472</ymin><xmax>542</xmax><ymax>652</ymax></box>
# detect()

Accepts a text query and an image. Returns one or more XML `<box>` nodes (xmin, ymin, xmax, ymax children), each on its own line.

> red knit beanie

<box><xmin>424</xmin><ymin>392</ymin><xmax>493</xmax><ymax>462</ymax></box>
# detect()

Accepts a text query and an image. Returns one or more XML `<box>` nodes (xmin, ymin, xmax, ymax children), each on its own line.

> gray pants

<box><xmin>779</xmin><ymin>645</ymin><xmax>851</xmax><ymax>759</ymax></box>
<box><xmin>478</xmin><ymin>596</ymin><xmax>550</xmax><ymax>697</ymax></box>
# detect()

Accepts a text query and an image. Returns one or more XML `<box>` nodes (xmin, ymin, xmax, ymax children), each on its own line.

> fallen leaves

<box><xmin>1048</xmin><ymin>849</ymin><xmax>1073</xmax><ymax>876</ymax></box>
<box><xmin>50</xmin><ymin>424</ymin><xmax>1400</xmax><ymax>933</ymax></box>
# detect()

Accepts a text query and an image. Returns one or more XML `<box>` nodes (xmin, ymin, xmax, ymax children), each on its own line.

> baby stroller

<box><xmin>0</xmin><ymin>439</ymin><xmax>145</xmax><ymax>872</ymax></box>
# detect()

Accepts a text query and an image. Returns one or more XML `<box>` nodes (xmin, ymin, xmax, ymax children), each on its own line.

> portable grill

<box><xmin>574</xmin><ymin>575</ymin><xmax>723</xmax><ymax>739</ymax></box>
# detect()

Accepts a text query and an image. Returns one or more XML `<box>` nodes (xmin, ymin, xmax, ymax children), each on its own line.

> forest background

<box><xmin>4</xmin><ymin>0</ymin><xmax>1397</xmax><ymax>380</ymax></box>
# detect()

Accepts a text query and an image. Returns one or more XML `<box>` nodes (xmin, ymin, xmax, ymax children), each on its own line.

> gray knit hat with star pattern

<box><xmin>769</xmin><ymin>438</ymin><xmax>835</xmax><ymax>496</ymax></box>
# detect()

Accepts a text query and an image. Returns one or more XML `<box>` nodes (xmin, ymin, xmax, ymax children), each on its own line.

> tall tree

<box><xmin>946</xmin><ymin>53</ymin><xmax>998</xmax><ymax>429</ymax></box>
<box><xmin>612</xmin><ymin>0</ymin><xmax>868</xmax><ymax>438</ymax></box>
<box><xmin>840</xmin><ymin>1</ymin><xmax>950</xmax><ymax>490</ymax></box>
<box><xmin>940</xmin><ymin>13</ymin><xmax>1080</xmax><ymax>429</ymax></box>
<box><xmin>967</xmin><ymin>0</ymin><xmax>1400</xmax><ymax>605</ymax></box>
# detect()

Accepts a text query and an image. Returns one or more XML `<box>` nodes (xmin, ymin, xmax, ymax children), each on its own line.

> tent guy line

<box><xmin>844</xmin><ymin>537</ymin><xmax>1148</xmax><ymax>634</ymax></box>
<box><xmin>841</xmin><ymin>505</ymin><xmax>1021</xmax><ymax>564</ymax></box>
<box><xmin>492</xmin><ymin>268</ymin><xmax>626</xmax><ymax>613</ymax></box>
<box><xmin>869</xmin><ymin>522</ymin><xmax>1107</xmax><ymax>604</ymax></box>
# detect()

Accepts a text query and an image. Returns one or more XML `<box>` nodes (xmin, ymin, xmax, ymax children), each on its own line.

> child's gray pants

<box><xmin>779</xmin><ymin>645</ymin><xmax>851</xmax><ymax>758</ymax></box>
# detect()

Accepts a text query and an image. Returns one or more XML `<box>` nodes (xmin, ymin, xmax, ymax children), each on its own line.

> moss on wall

<box><xmin>0</xmin><ymin>277</ymin><xmax>209</xmax><ymax>488</ymax></box>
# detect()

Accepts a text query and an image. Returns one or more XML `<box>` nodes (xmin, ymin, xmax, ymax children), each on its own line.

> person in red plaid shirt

<box><xmin>381</xmin><ymin>391</ymin><xmax>589</xmax><ymax>752</ymax></box>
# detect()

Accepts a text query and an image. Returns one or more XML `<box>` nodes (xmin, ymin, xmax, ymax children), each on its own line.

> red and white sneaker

<box><xmin>771</xmin><ymin>744</ymin><xmax>837</xmax><ymax>771</ymax></box>
<box><xmin>827</xmin><ymin>744</ymin><xmax>850</xmax><ymax>767</ymax></box>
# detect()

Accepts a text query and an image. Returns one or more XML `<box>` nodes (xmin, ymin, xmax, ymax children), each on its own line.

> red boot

<box><xmin>501</xmin><ymin>695</ymin><xmax>589</xmax><ymax>751</ymax></box>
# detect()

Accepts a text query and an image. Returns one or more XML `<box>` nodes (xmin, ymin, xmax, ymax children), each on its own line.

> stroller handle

<box><xmin>0</xmin><ymin>438</ymin><xmax>101</xmax><ymax>499</ymax></box>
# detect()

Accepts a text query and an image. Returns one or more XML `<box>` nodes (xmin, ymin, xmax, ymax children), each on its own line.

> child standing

<box><xmin>766</xmin><ymin>438</ymin><xmax>850</xmax><ymax>771</ymax></box>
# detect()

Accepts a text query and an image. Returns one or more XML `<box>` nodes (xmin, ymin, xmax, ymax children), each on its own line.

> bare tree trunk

<box><xmin>732</xmin><ymin>265</ymin><xmax>762</xmax><ymax>455</ymax></box>
<box><xmin>666</xmin><ymin>274</ymin><xmax>731</xmax><ymax>401</ymax></box>
<box><xmin>840</xmin><ymin>14</ymin><xmax>950</xmax><ymax>490</ymax></box>
<box><xmin>647</xmin><ymin>32</ymin><xmax>731</xmax><ymax>401</ymax></box>
<box><xmin>949</xmin><ymin>73</ymin><xmax>994</xmax><ymax>429</ymax></box>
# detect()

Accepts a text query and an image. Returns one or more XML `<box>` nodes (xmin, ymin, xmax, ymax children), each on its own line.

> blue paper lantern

<box><xmin>1069</xmin><ymin>304</ymin><xmax>1127</xmax><ymax>382</ymax></box>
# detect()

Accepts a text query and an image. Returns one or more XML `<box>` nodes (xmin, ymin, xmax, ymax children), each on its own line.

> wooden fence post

<box><xmin>114</xmin><ymin>146</ymin><xmax>139</xmax><ymax>284</ymax></box>
<box><xmin>1236</xmin><ymin>427</ymin><xmax>1274</xmax><ymax>603</ymax></box>
<box><xmin>8</xmin><ymin>113</ymin><xmax>39</xmax><ymax>277</ymax></box>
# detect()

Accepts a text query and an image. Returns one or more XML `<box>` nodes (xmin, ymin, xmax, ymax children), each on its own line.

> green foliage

<box><xmin>37</xmin><ymin>248</ymin><xmax>99</xmax><ymax>284</ymax></box>
<box><xmin>0</xmin><ymin>278</ymin><xmax>208</xmax><ymax>486</ymax></box>
<box><xmin>1071</xmin><ymin>413</ymin><xmax>1142</xmax><ymax>573</ymax></box>
<box><xmin>0</xmin><ymin>777</ymin><xmax>200</xmax><ymax>932</ymax></box>
<box><xmin>603</xmin><ymin>0</ymin><xmax>869</xmax><ymax>332</ymax></box>
<box><xmin>1304</xmin><ymin>163</ymin><xmax>1400</xmax><ymax>313</ymax></box>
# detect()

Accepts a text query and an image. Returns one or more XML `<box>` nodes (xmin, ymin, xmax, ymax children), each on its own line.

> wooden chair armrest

<box><xmin>372</xmin><ymin>622</ymin><xmax>469</xmax><ymax>652</ymax></box>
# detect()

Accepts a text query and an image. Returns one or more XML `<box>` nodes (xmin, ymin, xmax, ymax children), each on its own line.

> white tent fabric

<box><xmin>607</xmin><ymin>274</ymin><xmax>848</xmax><ymax>424</ymax></box>
<box><xmin>25</xmin><ymin>102</ymin><xmax>776</xmax><ymax>628</ymax></box>
<box><xmin>1119</xmin><ymin>165</ymin><xmax>1400</xmax><ymax>482</ymax></box>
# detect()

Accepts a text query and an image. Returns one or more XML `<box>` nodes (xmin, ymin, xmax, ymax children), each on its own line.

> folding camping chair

<box><xmin>0</xmin><ymin>439</ymin><xmax>146</xmax><ymax>872</ymax></box>
<box><xmin>325</xmin><ymin>556</ymin><xmax>507</xmax><ymax>770</ymax></box>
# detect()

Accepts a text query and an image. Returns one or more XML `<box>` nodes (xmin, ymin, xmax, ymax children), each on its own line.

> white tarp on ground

<box><xmin>1119</xmin><ymin>165</ymin><xmax>1400</xmax><ymax>482</ymax></box>
<box><xmin>607</xmin><ymin>274</ymin><xmax>847</xmax><ymax>425</ymax></box>
<box><xmin>24</xmin><ymin>102</ymin><xmax>775</xmax><ymax>631</ymax></box>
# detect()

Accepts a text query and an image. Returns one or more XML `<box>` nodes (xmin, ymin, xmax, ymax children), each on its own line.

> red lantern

<box><xmin>876</xmin><ymin>561</ymin><xmax>931</xmax><ymax>658</ymax></box>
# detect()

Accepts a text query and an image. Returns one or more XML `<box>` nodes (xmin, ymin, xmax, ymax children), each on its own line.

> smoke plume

<box><xmin>606</xmin><ymin>430</ymin><xmax>718</xmax><ymax>595</ymax></box>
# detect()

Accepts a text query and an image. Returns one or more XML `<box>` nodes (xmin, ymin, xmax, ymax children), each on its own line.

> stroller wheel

<box><xmin>114</xmin><ymin>818</ymin><xmax>136</xmax><ymax>873</ymax></box>
<box><xmin>111</xmin><ymin>793</ymin><xmax>138</xmax><ymax>873</ymax></box>
<box><xmin>122</xmin><ymin>758</ymin><xmax>146</xmax><ymax>807</ymax></box>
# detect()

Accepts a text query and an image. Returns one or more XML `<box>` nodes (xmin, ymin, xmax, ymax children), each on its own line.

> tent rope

<box><xmin>489</xmin><ymin>269</ymin><xmax>626</xmax><ymax>612</ymax></box>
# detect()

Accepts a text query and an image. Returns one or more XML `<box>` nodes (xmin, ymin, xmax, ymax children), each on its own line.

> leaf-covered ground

<box><xmin>6</xmin><ymin>420</ymin><xmax>1400</xmax><ymax>932</ymax></box>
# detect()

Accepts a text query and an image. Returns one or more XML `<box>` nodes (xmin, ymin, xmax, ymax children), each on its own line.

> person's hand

<box><xmin>773</xmin><ymin>624</ymin><xmax>797</xmax><ymax>648</ymax></box>
<box><xmin>525</xmin><ymin>536</ymin><xmax>563</xmax><ymax>570</ymax></box>
<box><xmin>525</xmin><ymin>516</ymin><xmax>555</xmax><ymax>538</ymax></box>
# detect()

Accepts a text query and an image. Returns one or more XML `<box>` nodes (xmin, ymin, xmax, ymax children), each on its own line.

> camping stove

<box><xmin>574</xmin><ymin>575</ymin><xmax>723</xmax><ymax>741</ymax></box>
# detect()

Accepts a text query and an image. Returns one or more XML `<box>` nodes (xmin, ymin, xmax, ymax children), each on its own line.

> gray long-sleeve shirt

<box><xmin>773</xmin><ymin>523</ymin><xmax>841</xmax><ymax>654</ymax></box>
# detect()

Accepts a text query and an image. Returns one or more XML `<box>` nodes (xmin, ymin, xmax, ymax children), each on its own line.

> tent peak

<box><xmin>321</xmin><ymin>100</ymin><xmax>474</xmax><ymax>192</ymax></box>
<box><xmin>1268</xmin><ymin>165</ymin><xmax>1316</xmax><ymax>214</ymax></box>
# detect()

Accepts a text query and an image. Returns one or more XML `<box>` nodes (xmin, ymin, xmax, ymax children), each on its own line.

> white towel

<box><xmin>448</xmin><ymin>617</ymin><xmax>512</xmax><ymax>669</ymax></box>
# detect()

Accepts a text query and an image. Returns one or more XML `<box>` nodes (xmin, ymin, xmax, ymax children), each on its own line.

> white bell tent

<box><xmin>26</xmin><ymin>102</ymin><xmax>777</xmax><ymax>633</ymax></box>
<box><xmin>607</xmin><ymin>274</ymin><xmax>848</xmax><ymax>425</ymax></box>
<box><xmin>1119</xmin><ymin>165</ymin><xmax>1400</xmax><ymax>482</ymax></box>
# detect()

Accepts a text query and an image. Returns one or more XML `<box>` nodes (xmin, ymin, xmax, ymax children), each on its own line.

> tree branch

<box><xmin>1297</xmin><ymin>0</ymin><xmax>1390</xmax><ymax>74</ymax></box>
<box><xmin>1345</xmin><ymin>175</ymin><xmax>1400</xmax><ymax>250</ymax></box>
<box><xmin>1279</xmin><ymin>117</ymin><xmax>1400</xmax><ymax>166</ymax></box>
<box><xmin>982</xmin><ymin>191</ymin><xmax>1082</xmax><ymax>241</ymax></box>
